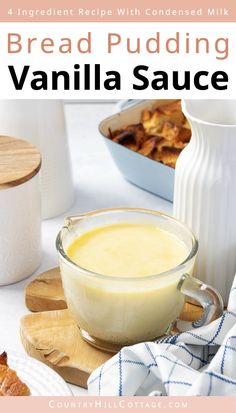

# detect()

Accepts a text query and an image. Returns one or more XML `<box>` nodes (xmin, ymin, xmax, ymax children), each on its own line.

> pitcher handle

<box><xmin>174</xmin><ymin>274</ymin><xmax>224</xmax><ymax>333</ymax></box>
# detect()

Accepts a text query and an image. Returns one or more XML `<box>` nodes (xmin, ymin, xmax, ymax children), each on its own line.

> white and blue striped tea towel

<box><xmin>88</xmin><ymin>276</ymin><xmax>236</xmax><ymax>396</ymax></box>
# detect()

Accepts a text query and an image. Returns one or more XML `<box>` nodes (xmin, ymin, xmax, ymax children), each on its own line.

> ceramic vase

<box><xmin>174</xmin><ymin>99</ymin><xmax>236</xmax><ymax>304</ymax></box>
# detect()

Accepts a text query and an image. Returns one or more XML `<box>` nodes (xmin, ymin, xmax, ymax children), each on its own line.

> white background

<box><xmin>0</xmin><ymin>22</ymin><xmax>235</xmax><ymax>98</ymax></box>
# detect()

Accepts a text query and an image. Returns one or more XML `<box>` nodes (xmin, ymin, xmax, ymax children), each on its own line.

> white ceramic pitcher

<box><xmin>0</xmin><ymin>100</ymin><xmax>74</xmax><ymax>219</ymax></box>
<box><xmin>174</xmin><ymin>99</ymin><xmax>236</xmax><ymax>304</ymax></box>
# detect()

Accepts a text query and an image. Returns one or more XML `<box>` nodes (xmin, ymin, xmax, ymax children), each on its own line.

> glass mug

<box><xmin>56</xmin><ymin>208</ymin><xmax>223</xmax><ymax>352</ymax></box>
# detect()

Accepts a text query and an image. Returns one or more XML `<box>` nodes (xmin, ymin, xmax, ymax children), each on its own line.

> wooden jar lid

<box><xmin>0</xmin><ymin>136</ymin><xmax>41</xmax><ymax>189</ymax></box>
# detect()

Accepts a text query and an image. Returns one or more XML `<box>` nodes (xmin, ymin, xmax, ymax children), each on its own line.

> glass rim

<box><xmin>56</xmin><ymin>207</ymin><xmax>198</xmax><ymax>282</ymax></box>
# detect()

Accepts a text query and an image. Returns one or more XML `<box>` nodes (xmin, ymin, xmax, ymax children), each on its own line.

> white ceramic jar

<box><xmin>0</xmin><ymin>100</ymin><xmax>74</xmax><ymax>219</ymax></box>
<box><xmin>174</xmin><ymin>100</ymin><xmax>236</xmax><ymax>304</ymax></box>
<box><xmin>0</xmin><ymin>136</ymin><xmax>42</xmax><ymax>285</ymax></box>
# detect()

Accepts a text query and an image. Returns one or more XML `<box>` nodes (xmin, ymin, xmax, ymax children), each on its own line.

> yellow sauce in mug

<box><xmin>61</xmin><ymin>222</ymin><xmax>192</xmax><ymax>345</ymax></box>
<box><xmin>67</xmin><ymin>223</ymin><xmax>188</xmax><ymax>277</ymax></box>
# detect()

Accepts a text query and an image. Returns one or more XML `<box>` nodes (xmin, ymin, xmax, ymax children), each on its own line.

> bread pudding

<box><xmin>108</xmin><ymin>100</ymin><xmax>191</xmax><ymax>168</ymax></box>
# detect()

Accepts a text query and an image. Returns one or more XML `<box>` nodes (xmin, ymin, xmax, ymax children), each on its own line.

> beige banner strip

<box><xmin>0</xmin><ymin>0</ymin><xmax>235</xmax><ymax>22</ymax></box>
<box><xmin>0</xmin><ymin>397</ymin><xmax>236</xmax><ymax>412</ymax></box>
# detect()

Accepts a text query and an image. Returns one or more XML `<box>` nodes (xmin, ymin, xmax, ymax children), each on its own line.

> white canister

<box><xmin>174</xmin><ymin>100</ymin><xmax>236</xmax><ymax>304</ymax></box>
<box><xmin>0</xmin><ymin>100</ymin><xmax>74</xmax><ymax>219</ymax></box>
<box><xmin>0</xmin><ymin>136</ymin><xmax>42</xmax><ymax>285</ymax></box>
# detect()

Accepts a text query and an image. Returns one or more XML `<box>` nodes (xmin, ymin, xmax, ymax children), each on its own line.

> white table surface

<box><xmin>0</xmin><ymin>101</ymin><xmax>172</xmax><ymax>395</ymax></box>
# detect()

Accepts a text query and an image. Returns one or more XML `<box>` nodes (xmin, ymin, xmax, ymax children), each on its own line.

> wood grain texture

<box><xmin>25</xmin><ymin>268</ymin><xmax>66</xmax><ymax>312</ymax></box>
<box><xmin>20</xmin><ymin>309</ymin><xmax>111</xmax><ymax>389</ymax></box>
<box><xmin>0</xmin><ymin>136</ymin><xmax>41</xmax><ymax>188</ymax></box>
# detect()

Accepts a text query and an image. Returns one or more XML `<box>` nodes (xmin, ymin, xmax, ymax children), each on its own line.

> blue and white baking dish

<box><xmin>99</xmin><ymin>99</ymin><xmax>179</xmax><ymax>202</ymax></box>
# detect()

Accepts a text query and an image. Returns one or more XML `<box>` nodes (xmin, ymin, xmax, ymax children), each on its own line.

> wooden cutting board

<box><xmin>25</xmin><ymin>267</ymin><xmax>67</xmax><ymax>312</ymax></box>
<box><xmin>20</xmin><ymin>309</ymin><xmax>111</xmax><ymax>388</ymax></box>
<box><xmin>22</xmin><ymin>267</ymin><xmax>203</xmax><ymax>389</ymax></box>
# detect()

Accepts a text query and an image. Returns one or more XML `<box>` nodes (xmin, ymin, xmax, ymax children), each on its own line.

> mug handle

<box><xmin>173</xmin><ymin>274</ymin><xmax>224</xmax><ymax>333</ymax></box>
